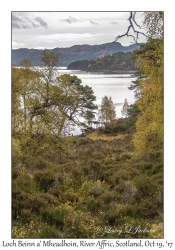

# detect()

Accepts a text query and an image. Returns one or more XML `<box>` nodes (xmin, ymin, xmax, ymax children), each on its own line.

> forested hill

<box><xmin>12</xmin><ymin>42</ymin><xmax>139</xmax><ymax>66</ymax></box>
<box><xmin>67</xmin><ymin>52</ymin><xmax>136</xmax><ymax>72</ymax></box>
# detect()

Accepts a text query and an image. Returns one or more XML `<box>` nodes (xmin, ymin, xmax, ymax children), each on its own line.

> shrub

<box><xmin>104</xmin><ymin>210</ymin><xmax>125</xmax><ymax>226</ymax></box>
<box><xmin>90</xmin><ymin>186</ymin><xmax>104</xmax><ymax>197</ymax></box>
<box><xmin>80</xmin><ymin>180</ymin><xmax>109</xmax><ymax>198</ymax></box>
<box><xmin>115</xmin><ymin>170</ymin><xmax>132</xmax><ymax>184</ymax></box>
<box><xmin>82</xmin><ymin>166</ymin><xmax>89</xmax><ymax>176</ymax></box>
<box><xmin>119</xmin><ymin>205</ymin><xmax>138</xmax><ymax>218</ymax></box>
<box><xmin>12</xmin><ymin>138</ymin><xmax>22</xmax><ymax>155</ymax></box>
<box><xmin>133</xmin><ymin>176</ymin><xmax>157</xmax><ymax>200</ymax></box>
<box><xmin>148</xmin><ymin>223</ymin><xmax>163</xmax><ymax>238</ymax></box>
<box><xmin>136</xmin><ymin>197</ymin><xmax>160</xmax><ymax>219</ymax></box>
<box><xmin>28</xmin><ymin>195</ymin><xmax>48</xmax><ymax>214</ymax></box>
<box><xmin>12</xmin><ymin>220</ymin><xmax>62</xmax><ymax>238</ymax></box>
<box><xmin>39</xmin><ymin>224</ymin><xmax>62</xmax><ymax>238</ymax></box>
<box><xmin>62</xmin><ymin>189</ymin><xmax>79</xmax><ymax>203</ymax></box>
<box><xmin>40</xmin><ymin>208</ymin><xmax>65</xmax><ymax>230</ymax></box>
<box><xmin>87</xmin><ymin>197</ymin><xmax>103</xmax><ymax>214</ymax></box>
<box><xmin>93</xmin><ymin>152</ymin><xmax>105</xmax><ymax>160</ymax></box>
<box><xmin>12</xmin><ymin>169</ymin><xmax>19</xmax><ymax>179</ymax></box>
<box><xmin>12</xmin><ymin>191</ymin><xmax>58</xmax><ymax>221</ymax></box>
<box><xmin>12</xmin><ymin>169</ymin><xmax>37</xmax><ymax>194</ymax></box>
<box><xmin>151</xmin><ymin>172</ymin><xmax>163</xmax><ymax>186</ymax></box>
<box><xmin>120</xmin><ymin>153</ymin><xmax>132</xmax><ymax>161</ymax></box>
<box><xmin>34</xmin><ymin>170</ymin><xmax>55</xmax><ymax>192</ymax></box>
<box><xmin>35</xmin><ymin>158</ymin><xmax>47</xmax><ymax>170</ymax></box>
<box><xmin>19</xmin><ymin>209</ymin><xmax>34</xmax><ymax>224</ymax></box>
<box><xmin>39</xmin><ymin>192</ymin><xmax>60</xmax><ymax>207</ymax></box>
<box><xmin>12</xmin><ymin>220</ymin><xmax>40</xmax><ymax>238</ymax></box>
<box><xmin>100</xmin><ymin>191</ymin><xmax>115</xmax><ymax>205</ymax></box>
<box><xmin>89</xmin><ymin>160</ymin><xmax>105</xmax><ymax>181</ymax></box>
<box><xmin>150</xmin><ymin>162</ymin><xmax>163</xmax><ymax>175</ymax></box>
<box><xmin>63</xmin><ymin>210</ymin><xmax>103</xmax><ymax>238</ymax></box>
<box><xmin>121</xmin><ymin>181</ymin><xmax>137</xmax><ymax>203</ymax></box>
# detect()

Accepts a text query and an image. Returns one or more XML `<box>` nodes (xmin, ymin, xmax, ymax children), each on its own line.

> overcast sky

<box><xmin>12</xmin><ymin>12</ymin><xmax>147</xmax><ymax>49</ymax></box>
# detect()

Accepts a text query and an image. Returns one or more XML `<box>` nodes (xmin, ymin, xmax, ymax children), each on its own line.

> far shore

<box><xmin>66</xmin><ymin>69</ymin><xmax>136</xmax><ymax>74</ymax></box>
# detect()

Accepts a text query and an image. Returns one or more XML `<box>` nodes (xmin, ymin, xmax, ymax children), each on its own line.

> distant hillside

<box><xmin>67</xmin><ymin>51</ymin><xmax>136</xmax><ymax>72</ymax></box>
<box><xmin>12</xmin><ymin>42</ymin><xmax>139</xmax><ymax>67</ymax></box>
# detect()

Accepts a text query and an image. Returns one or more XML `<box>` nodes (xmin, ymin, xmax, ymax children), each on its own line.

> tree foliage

<box><xmin>12</xmin><ymin>51</ymin><xmax>97</xmax><ymax>157</ymax></box>
<box><xmin>56</xmin><ymin>74</ymin><xmax>97</xmax><ymax>128</ymax></box>
<box><xmin>68</xmin><ymin>52</ymin><xmax>135</xmax><ymax>71</ymax></box>
<box><xmin>116</xmin><ymin>12</ymin><xmax>163</xmax><ymax>157</ymax></box>
<box><xmin>99</xmin><ymin>96</ymin><xmax>116</xmax><ymax>123</ymax></box>
<box><xmin>132</xmin><ymin>38</ymin><xmax>163</xmax><ymax>157</ymax></box>
<box><xmin>143</xmin><ymin>12</ymin><xmax>163</xmax><ymax>39</ymax></box>
<box><xmin>121</xmin><ymin>98</ymin><xmax>129</xmax><ymax>117</ymax></box>
<box><xmin>12</xmin><ymin>60</ymin><xmax>41</xmax><ymax>135</ymax></box>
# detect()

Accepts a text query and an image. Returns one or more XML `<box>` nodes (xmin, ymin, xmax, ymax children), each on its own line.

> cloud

<box><xmin>12</xmin><ymin>21</ymin><xmax>21</xmax><ymax>29</ymax></box>
<box><xmin>21</xmin><ymin>24</ymin><xmax>31</xmax><ymax>29</ymax></box>
<box><xmin>39</xmin><ymin>33</ymin><xmax>99</xmax><ymax>42</ymax></box>
<box><xmin>90</xmin><ymin>21</ymin><xmax>98</xmax><ymax>25</ymax></box>
<box><xmin>12</xmin><ymin>13</ymin><xmax>22</xmax><ymax>29</ymax></box>
<box><xmin>12</xmin><ymin>40</ymin><xmax>25</xmax><ymax>49</ymax></box>
<box><xmin>12</xmin><ymin>13</ymin><xmax>21</xmax><ymax>22</ymax></box>
<box><xmin>111</xmin><ymin>21</ymin><xmax>118</xmax><ymax>25</ymax></box>
<box><xmin>12</xmin><ymin>13</ymin><xmax>48</xmax><ymax>29</ymax></box>
<box><xmin>60</xmin><ymin>16</ymin><xmax>81</xmax><ymax>24</ymax></box>
<box><xmin>32</xmin><ymin>22</ymin><xmax>40</xmax><ymax>28</ymax></box>
<box><xmin>35</xmin><ymin>17</ymin><xmax>48</xmax><ymax>28</ymax></box>
<box><xmin>12</xmin><ymin>12</ymin><xmax>146</xmax><ymax>48</ymax></box>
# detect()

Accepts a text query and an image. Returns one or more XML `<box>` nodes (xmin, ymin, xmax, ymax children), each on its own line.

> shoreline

<box><xmin>67</xmin><ymin>69</ymin><xmax>136</xmax><ymax>74</ymax></box>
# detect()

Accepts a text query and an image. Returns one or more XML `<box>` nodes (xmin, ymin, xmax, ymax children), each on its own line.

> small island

<box><xmin>67</xmin><ymin>52</ymin><xmax>136</xmax><ymax>74</ymax></box>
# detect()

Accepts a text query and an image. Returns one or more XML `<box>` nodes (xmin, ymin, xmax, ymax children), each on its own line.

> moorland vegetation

<box><xmin>12</xmin><ymin>12</ymin><xmax>163</xmax><ymax>238</ymax></box>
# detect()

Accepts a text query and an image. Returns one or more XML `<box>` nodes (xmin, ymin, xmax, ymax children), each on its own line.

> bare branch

<box><xmin>132</xmin><ymin>12</ymin><xmax>141</xmax><ymax>29</ymax></box>
<box><xmin>115</xmin><ymin>12</ymin><xmax>148</xmax><ymax>44</ymax></box>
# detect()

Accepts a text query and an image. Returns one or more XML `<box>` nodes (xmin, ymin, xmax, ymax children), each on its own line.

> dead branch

<box><xmin>115</xmin><ymin>12</ymin><xmax>148</xmax><ymax>44</ymax></box>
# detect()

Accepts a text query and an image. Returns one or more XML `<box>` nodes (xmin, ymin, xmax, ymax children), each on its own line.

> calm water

<box><xmin>58</xmin><ymin>69</ymin><xmax>136</xmax><ymax>119</ymax></box>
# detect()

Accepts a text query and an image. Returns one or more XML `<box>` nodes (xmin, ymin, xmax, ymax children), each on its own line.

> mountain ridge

<box><xmin>12</xmin><ymin>42</ymin><xmax>139</xmax><ymax>66</ymax></box>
